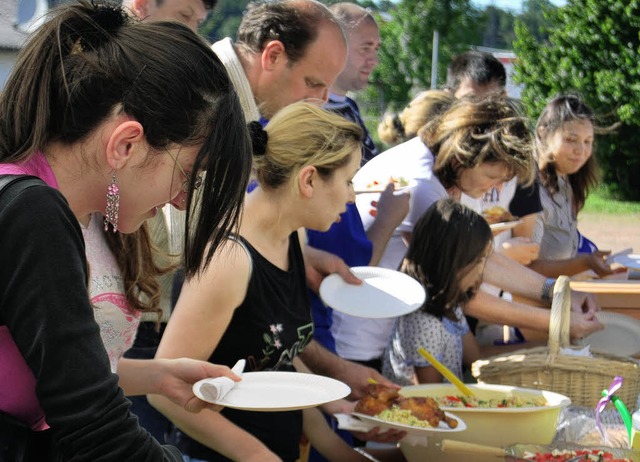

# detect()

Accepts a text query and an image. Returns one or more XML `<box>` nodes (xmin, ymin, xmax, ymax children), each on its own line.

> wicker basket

<box><xmin>471</xmin><ymin>276</ymin><xmax>640</xmax><ymax>410</ymax></box>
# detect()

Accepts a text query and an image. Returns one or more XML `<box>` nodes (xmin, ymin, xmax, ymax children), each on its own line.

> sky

<box><xmin>471</xmin><ymin>0</ymin><xmax>566</xmax><ymax>12</ymax></box>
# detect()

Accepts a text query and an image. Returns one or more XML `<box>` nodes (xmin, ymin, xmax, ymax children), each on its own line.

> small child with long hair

<box><xmin>382</xmin><ymin>198</ymin><xmax>491</xmax><ymax>385</ymax></box>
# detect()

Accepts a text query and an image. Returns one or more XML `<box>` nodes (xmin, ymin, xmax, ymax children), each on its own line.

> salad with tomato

<box><xmin>437</xmin><ymin>394</ymin><xmax>547</xmax><ymax>408</ymax></box>
<box><xmin>523</xmin><ymin>448</ymin><xmax>632</xmax><ymax>461</ymax></box>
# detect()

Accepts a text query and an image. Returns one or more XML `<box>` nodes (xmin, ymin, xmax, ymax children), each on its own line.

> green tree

<box><xmin>360</xmin><ymin>0</ymin><xmax>483</xmax><ymax>117</ymax></box>
<box><xmin>199</xmin><ymin>0</ymin><xmax>249</xmax><ymax>42</ymax></box>
<box><xmin>513</xmin><ymin>0</ymin><xmax>640</xmax><ymax>199</ymax></box>
<box><xmin>481</xmin><ymin>6</ymin><xmax>516</xmax><ymax>49</ymax></box>
<box><xmin>518</xmin><ymin>0</ymin><xmax>554</xmax><ymax>43</ymax></box>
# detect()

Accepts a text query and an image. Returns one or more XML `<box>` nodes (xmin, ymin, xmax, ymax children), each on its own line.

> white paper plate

<box><xmin>197</xmin><ymin>371</ymin><xmax>350</xmax><ymax>411</ymax></box>
<box><xmin>612</xmin><ymin>253</ymin><xmax>640</xmax><ymax>270</ymax></box>
<box><xmin>576</xmin><ymin>311</ymin><xmax>640</xmax><ymax>357</ymax></box>
<box><xmin>353</xmin><ymin>178</ymin><xmax>417</xmax><ymax>194</ymax></box>
<box><xmin>489</xmin><ymin>219</ymin><xmax>524</xmax><ymax>232</ymax></box>
<box><xmin>319</xmin><ymin>266</ymin><xmax>426</xmax><ymax>319</ymax></box>
<box><xmin>350</xmin><ymin>411</ymin><xmax>466</xmax><ymax>436</ymax></box>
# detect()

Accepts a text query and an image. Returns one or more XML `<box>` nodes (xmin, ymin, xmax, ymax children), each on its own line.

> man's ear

<box><xmin>261</xmin><ymin>40</ymin><xmax>287</xmax><ymax>71</ymax></box>
<box><xmin>105</xmin><ymin>120</ymin><xmax>145</xmax><ymax>171</ymax></box>
<box><xmin>298</xmin><ymin>165</ymin><xmax>317</xmax><ymax>199</ymax></box>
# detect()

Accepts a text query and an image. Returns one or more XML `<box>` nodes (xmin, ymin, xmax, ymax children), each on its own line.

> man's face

<box><xmin>258</xmin><ymin>24</ymin><xmax>347</xmax><ymax>119</ymax></box>
<box><xmin>454</xmin><ymin>76</ymin><xmax>503</xmax><ymax>99</ymax></box>
<box><xmin>333</xmin><ymin>19</ymin><xmax>380</xmax><ymax>94</ymax></box>
<box><xmin>141</xmin><ymin>0</ymin><xmax>209</xmax><ymax>32</ymax></box>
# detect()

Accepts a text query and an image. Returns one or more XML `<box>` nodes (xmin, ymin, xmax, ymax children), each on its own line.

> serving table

<box><xmin>570</xmin><ymin>279</ymin><xmax>640</xmax><ymax>317</ymax></box>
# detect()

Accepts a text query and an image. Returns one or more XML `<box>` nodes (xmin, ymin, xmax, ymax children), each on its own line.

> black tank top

<box><xmin>173</xmin><ymin>232</ymin><xmax>313</xmax><ymax>461</ymax></box>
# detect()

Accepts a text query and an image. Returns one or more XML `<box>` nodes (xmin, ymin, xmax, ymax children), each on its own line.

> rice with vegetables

<box><xmin>376</xmin><ymin>407</ymin><xmax>435</xmax><ymax>428</ymax></box>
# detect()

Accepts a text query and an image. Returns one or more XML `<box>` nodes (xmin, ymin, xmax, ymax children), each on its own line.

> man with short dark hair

<box><xmin>212</xmin><ymin>0</ymin><xmax>347</xmax><ymax>122</ymax></box>
<box><xmin>325</xmin><ymin>2</ymin><xmax>380</xmax><ymax>162</ymax></box>
<box><xmin>446</xmin><ymin>50</ymin><xmax>507</xmax><ymax>98</ymax></box>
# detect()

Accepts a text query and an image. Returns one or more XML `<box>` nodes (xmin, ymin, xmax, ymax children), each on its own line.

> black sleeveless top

<box><xmin>172</xmin><ymin>232</ymin><xmax>314</xmax><ymax>461</ymax></box>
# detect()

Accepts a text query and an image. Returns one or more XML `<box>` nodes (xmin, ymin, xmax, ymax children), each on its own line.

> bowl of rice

<box><xmin>399</xmin><ymin>383</ymin><xmax>571</xmax><ymax>462</ymax></box>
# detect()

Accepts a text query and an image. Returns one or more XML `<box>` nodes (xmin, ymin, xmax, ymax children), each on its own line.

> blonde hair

<box><xmin>254</xmin><ymin>102</ymin><xmax>363</xmax><ymax>190</ymax></box>
<box><xmin>378</xmin><ymin>90</ymin><xmax>453</xmax><ymax>146</ymax></box>
<box><xmin>420</xmin><ymin>95</ymin><xmax>535</xmax><ymax>189</ymax></box>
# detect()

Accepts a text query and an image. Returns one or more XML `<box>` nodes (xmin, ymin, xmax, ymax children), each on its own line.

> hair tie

<box><xmin>90</xmin><ymin>2</ymin><xmax>128</xmax><ymax>32</ymax></box>
<box><xmin>392</xmin><ymin>114</ymin><xmax>405</xmax><ymax>138</ymax></box>
<box><xmin>75</xmin><ymin>2</ymin><xmax>128</xmax><ymax>51</ymax></box>
<box><xmin>247</xmin><ymin>121</ymin><xmax>268</xmax><ymax>156</ymax></box>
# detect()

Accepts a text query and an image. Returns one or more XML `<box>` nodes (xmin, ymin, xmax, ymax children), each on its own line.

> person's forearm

<box><xmin>484</xmin><ymin>251</ymin><xmax>547</xmax><ymax>301</ymax></box>
<box><xmin>117</xmin><ymin>358</ymin><xmax>168</xmax><ymax>396</ymax></box>
<box><xmin>464</xmin><ymin>291</ymin><xmax>551</xmax><ymax>333</ymax></box>
<box><xmin>299</xmin><ymin>339</ymin><xmax>347</xmax><ymax>379</ymax></box>
<box><xmin>366</xmin><ymin>221</ymin><xmax>397</xmax><ymax>266</ymax></box>
<box><xmin>511</xmin><ymin>213</ymin><xmax>538</xmax><ymax>239</ymax></box>
<box><xmin>528</xmin><ymin>255</ymin><xmax>591</xmax><ymax>278</ymax></box>
<box><xmin>148</xmin><ymin>394</ymin><xmax>279</xmax><ymax>462</ymax></box>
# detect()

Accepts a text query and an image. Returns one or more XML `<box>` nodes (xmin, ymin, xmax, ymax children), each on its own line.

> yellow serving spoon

<box><xmin>417</xmin><ymin>347</ymin><xmax>475</xmax><ymax>397</ymax></box>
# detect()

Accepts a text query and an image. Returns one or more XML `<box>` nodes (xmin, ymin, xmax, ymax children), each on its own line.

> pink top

<box><xmin>0</xmin><ymin>152</ymin><xmax>55</xmax><ymax>431</ymax></box>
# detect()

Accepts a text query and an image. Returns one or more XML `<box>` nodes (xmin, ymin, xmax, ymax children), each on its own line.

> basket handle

<box><xmin>547</xmin><ymin>276</ymin><xmax>571</xmax><ymax>356</ymax></box>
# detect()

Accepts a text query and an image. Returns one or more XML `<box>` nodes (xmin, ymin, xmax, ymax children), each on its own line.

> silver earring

<box><xmin>104</xmin><ymin>172</ymin><xmax>120</xmax><ymax>232</ymax></box>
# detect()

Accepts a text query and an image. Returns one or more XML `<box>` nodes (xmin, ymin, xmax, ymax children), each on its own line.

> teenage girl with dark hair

<box><xmin>529</xmin><ymin>94</ymin><xmax>623</xmax><ymax>277</ymax></box>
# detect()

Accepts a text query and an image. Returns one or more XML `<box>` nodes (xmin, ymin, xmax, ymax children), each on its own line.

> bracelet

<box><xmin>354</xmin><ymin>447</ymin><xmax>381</xmax><ymax>462</ymax></box>
<box><xmin>541</xmin><ymin>278</ymin><xmax>556</xmax><ymax>303</ymax></box>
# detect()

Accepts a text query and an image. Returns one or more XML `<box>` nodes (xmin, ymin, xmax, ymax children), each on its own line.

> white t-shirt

<box><xmin>83</xmin><ymin>213</ymin><xmax>140</xmax><ymax>372</ymax></box>
<box><xmin>330</xmin><ymin>138</ymin><xmax>446</xmax><ymax>361</ymax></box>
<box><xmin>355</xmin><ymin>137</ymin><xmax>447</xmax><ymax>270</ymax></box>
<box><xmin>460</xmin><ymin>178</ymin><xmax>517</xmax><ymax>301</ymax></box>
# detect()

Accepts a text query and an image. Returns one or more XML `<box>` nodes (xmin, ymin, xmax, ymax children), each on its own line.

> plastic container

<box><xmin>398</xmin><ymin>383</ymin><xmax>571</xmax><ymax>462</ymax></box>
<box><xmin>632</xmin><ymin>410</ymin><xmax>640</xmax><ymax>450</ymax></box>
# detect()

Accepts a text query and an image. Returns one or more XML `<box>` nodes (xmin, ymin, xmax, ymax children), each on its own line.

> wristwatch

<box><xmin>541</xmin><ymin>278</ymin><xmax>556</xmax><ymax>303</ymax></box>
<box><xmin>354</xmin><ymin>447</ymin><xmax>382</xmax><ymax>462</ymax></box>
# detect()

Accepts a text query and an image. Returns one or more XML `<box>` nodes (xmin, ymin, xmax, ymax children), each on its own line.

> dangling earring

<box><xmin>104</xmin><ymin>172</ymin><xmax>120</xmax><ymax>232</ymax></box>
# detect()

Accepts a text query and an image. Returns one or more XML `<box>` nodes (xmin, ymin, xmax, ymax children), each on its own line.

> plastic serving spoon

<box><xmin>417</xmin><ymin>347</ymin><xmax>475</xmax><ymax>397</ymax></box>
<box><xmin>440</xmin><ymin>440</ymin><xmax>629</xmax><ymax>461</ymax></box>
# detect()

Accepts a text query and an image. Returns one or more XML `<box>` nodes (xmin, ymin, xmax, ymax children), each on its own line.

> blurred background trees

<box><xmin>514</xmin><ymin>0</ymin><xmax>640</xmax><ymax>200</ymax></box>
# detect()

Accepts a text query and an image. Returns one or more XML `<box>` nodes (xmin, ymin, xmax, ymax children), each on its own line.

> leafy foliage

<box><xmin>360</xmin><ymin>0</ymin><xmax>484</xmax><ymax>116</ymax></box>
<box><xmin>199</xmin><ymin>0</ymin><xmax>250</xmax><ymax>42</ymax></box>
<box><xmin>514</xmin><ymin>0</ymin><xmax>640</xmax><ymax>199</ymax></box>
